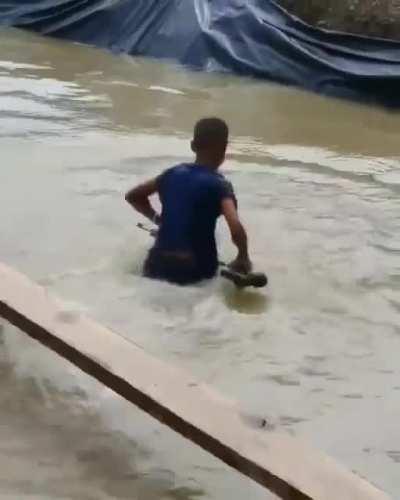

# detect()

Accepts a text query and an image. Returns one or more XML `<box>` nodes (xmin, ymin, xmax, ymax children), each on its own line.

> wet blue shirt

<box><xmin>154</xmin><ymin>163</ymin><xmax>236</xmax><ymax>278</ymax></box>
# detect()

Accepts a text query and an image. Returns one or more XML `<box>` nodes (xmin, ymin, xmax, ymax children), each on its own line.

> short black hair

<box><xmin>193</xmin><ymin>117</ymin><xmax>229</xmax><ymax>149</ymax></box>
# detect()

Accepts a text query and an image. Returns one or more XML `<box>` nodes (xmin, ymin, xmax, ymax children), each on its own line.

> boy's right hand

<box><xmin>150</xmin><ymin>229</ymin><xmax>158</xmax><ymax>238</ymax></box>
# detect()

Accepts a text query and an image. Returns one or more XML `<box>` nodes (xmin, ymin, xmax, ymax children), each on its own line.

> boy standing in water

<box><xmin>125</xmin><ymin>117</ymin><xmax>252</xmax><ymax>285</ymax></box>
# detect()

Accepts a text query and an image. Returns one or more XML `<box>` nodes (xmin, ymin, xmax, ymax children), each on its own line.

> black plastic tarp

<box><xmin>2</xmin><ymin>0</ymin><xmax>400</xmax><ymax>107</ymax></box>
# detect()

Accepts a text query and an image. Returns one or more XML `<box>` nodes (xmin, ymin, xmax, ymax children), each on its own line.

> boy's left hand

<box><xmin>229</xmin><ymin>256</ymin><xmax>252</xmax><ymax>275</ymax></box>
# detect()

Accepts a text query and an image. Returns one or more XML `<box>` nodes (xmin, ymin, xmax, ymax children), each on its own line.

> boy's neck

<box><xmin>195</xmin><ymin>155</ymin><xmax>219</xmax><ymax>170</ymax></box>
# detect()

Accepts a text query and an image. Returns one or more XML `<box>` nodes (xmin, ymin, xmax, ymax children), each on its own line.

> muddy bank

<box><xmin>278</xmin><ymin>0</ymin><xmax>400</xmax><ymax>39</ymax></box>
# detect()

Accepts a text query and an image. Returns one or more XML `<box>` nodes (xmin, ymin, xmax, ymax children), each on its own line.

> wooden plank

<box><xmin>0</xmin><ymin>262</ymin><xmax>390</xmax><ymax>500</ymax></box>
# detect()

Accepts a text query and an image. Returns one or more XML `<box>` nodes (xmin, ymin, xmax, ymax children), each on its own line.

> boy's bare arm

<box><xmin>125</xmin><ymin>177</ymin><xmax>160</xmax><ymax>225</ymax></box>
<box><xmin>221</xmin><ymin>197</ymin><xmax>252</xmax><ymax>273</ymax></box>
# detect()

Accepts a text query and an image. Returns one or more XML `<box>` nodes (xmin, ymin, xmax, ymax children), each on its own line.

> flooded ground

<box><xmin>0</xmin><ymin>27</ymin><xmax>399</xmax><ymax>499</ymax></box>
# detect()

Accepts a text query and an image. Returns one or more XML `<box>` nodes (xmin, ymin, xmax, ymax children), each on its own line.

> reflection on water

<box><xmin>221</xmin><ymin>285</ymin><xmax>270</xmax><ymax>315</ymax></box>
<box><xmin>0</xmin><ymin>27</ymin><xmax>399</xmax><ymax>499</ymax></box>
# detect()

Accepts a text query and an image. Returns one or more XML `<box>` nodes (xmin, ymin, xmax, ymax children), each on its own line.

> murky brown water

<box><xmin>0</xmin><ymin>27</ymin><xmax>400</xmax><ymax>499</ymax></box>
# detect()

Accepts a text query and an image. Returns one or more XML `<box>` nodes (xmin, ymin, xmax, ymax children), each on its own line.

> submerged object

<box><xmin>3</xmin><ymin>0</ymin><xmax>400</xmax><ymax>107</ymax></box>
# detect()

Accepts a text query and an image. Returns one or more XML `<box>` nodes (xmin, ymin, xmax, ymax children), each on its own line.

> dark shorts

<box><xmin>143</xmin><ymin>248</ymin><xmax>216</xmax><ymax>286</ymax></box>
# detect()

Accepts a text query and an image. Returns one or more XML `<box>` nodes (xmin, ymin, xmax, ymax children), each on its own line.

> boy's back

<box><xmin>155</xmin><ymin>163</ymin><xmax>235</xmax><ymax>278</ymax></box>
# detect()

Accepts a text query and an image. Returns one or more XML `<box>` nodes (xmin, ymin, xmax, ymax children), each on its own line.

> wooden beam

<box><xmin>0</xmin><ymin>263</ymin><xmax>390</xmax><ymax>500</ymax></box>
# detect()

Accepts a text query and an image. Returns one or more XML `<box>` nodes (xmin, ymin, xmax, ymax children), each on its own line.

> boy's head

<box><xmin>191</xmin><ymin>117</ymin><xmax>229</xmax><ymax>169</ymax></box>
